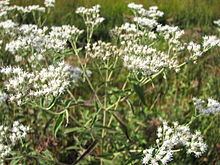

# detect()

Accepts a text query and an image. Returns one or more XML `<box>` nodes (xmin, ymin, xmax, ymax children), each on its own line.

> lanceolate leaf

<box><xmin>113</xmin><ymin>112</ymin><xmax>131</xmax><ymax>142</ymax></box>
<box><xmin>133</xmin><ymin>84</ymin><xmax>146</xmax><ymax>105</ymax></box>
<box><xmin>54</xmin><ymin>113</ymin><xmax>65</xmax><ymax>138</ymax></box>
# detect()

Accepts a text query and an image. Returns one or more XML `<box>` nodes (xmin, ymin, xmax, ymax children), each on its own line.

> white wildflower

<box><xmin>148</xmin><ymin>31</ymin><xmax>157</xmax><ymax>39</ymax></box>
<box><xmin>146</xmin><ymin>6</ymin><xmax>164</xmax><ymax>18</ymax></box>
<box><xmin>111</xmin><ymin>23</ymin><xmax>145</xmax><ymax>45</ymax></box>
<box><xmin>128</xmin><ymin>3</ymin><xmax>143</xmax><ymax>11</ymax></box>
<box><xmin>128</xmin><ymin>3</ymin><xmax>163</xmax><ymax>19</ymax></box>
<box><xmin>0</xmin><ymin>20</ymin><xmax>17</xmax><ymax>29</ymax></box>
<box><xmin>193</xmin><ymin>97</ymin><xmax>220</xmax><ymax>114</ymax></box>
<box><xmin>0</xmin><ymin>121</ymin><xmax>29</xmax><ymax>162</ymax></box>
<box><xmin>76</xmin><ymin>5</ymin><xmax>104</xmax><ymax>27</ymax></box>
<box><xmin>0</xmin><ymin>0</ymin><xmax>10</xmax><ymax>18</ymax></box>
<box><xmin>143</xmin><ymin>120</ymin><xmax>207</xmax><ymax>165</ymax></box>
<box><xmin>213</xmin><ymin>19</ymin><xmax>220</xmax><ymax>27</ymax></box>
<box><xmin>44</xmin><ymin>0</ymin><xmax>55</xmax><ymax>8</ymax></box>
<box><xmin>186</xmin><ymin>36</ymin><xmax>220</xmax><ymax>61</ymax></box>
<box><xmin>134</xmin><ymin>17</ymin><xmax>158</xmax><ymax>29</ymax></box>
<box><xmin>122</xmin><ymin>43</ymin><xmax>178</xmax><ymax>76</ymax></box>
<box><xmin>49</xmin><ymin>25</ymin><xmax>84</xmax><ymax>41</ymax></box>
<box><xmin>186</xmin><ymin>131</ymin><xmax>207</xmax><ymax>157</ymax></box>
<box><xmin>12</xmin><ymin>5</ymin><xmax>46</xmax><ymax>13</ymax></box>
<box><xmin>157</xmin><ymin>24</ymin><xmax>184</xmax><ymax>41</ymax></box>
<box><xmin>143</xmin><ymin>148</ymin><xmax>154</xmax><ymax>164</ymax></box>
<box><xmin>10</xmin><ymin>121</ymin><xmax>30</xmax><ymax>145</ymax></box>
<box><xmin>0</xmin><ymin>62</ymin><xmax>82</xmax><ymax>104</ymax></box>
<box><xmin>203</xmin><ymin>35</ymin><xmax>220</xmax><ymax>50</ymax></box>
<box><xmin>121</xmin><ymin>23</ymin><xmax>138</xmax><ymax>33</ymax></box>
<box><xmin>187</xmin><ymin>41</ymin><xmax>203</xmax><ymax>59</ymax></box>
<box><xmin>5</xmin><ymin>24</ymin><xmax>83</xmax><ymax>57</ymax></box>
<box><xmin>85</xmin><ymin>41</ymin><xmax>121</xmax><ymax>60</ymax></box>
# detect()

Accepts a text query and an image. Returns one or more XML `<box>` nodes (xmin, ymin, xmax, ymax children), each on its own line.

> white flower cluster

<box><xmin>0</xmin><ymin>20</ymin><xmax>17</xmax><ymax>30</ymax></box>
<box><xmin>128</xmin><ymin>3</ymin><xmax>163</xmax><ymax>33</ymax></box>
<box><xmin>214</xmin><ymin>19</ymin><xmax>220</xmax><ymax>27</ymax></box>
<box><xmin>203</xmin><ymin>35</ymin><xmax>220</xmax><ymax>50</ymax></box>
<box><xmin>118</xmin><ymin>23</ymin><xmax>138</xmax><ymax>33</ymax></box>
<box><xmin>128</xmin><ymin>3</ymin><xmax>164</xmax><ymax>18</ymax></box>
<box><xmin>49</xmin><ymin>25</ymin><xmax>83</xmax><ymax>42</ymax></box>
<box><xmin>0</xmin><ymin>62</ymin><xmax>81</xmax><ymax>105</ymax></box>
<box><xmin>0</xmin><ymin>0</ymin><xmax>10</xmax><ymax>18</ymax></box>
<box><xmin>193</xmin><ymin>97</ymin><xmax>220</xmax><ymax>114</ymax></box>
<box><xmin>10</xmin><ymin>5</ymin><xmax>46</xmax><ymax>13</ymax></box>
<box><xmin>144</xmin><ymin>6</ymin><xmax>164</xmax><ymax>18</ymax></box>
<box><xmin>0</xmin><ymin>19</ymin><xmax>18</xmax><ymax>38</ymax></box>
<box><xmin>100</xmin><ymin>8</ymin><xmax>184</xmax><ymax>76</ymax></box>
<box><xmin>5</xmin><ymin>24</ymin><xmax>83</xmax><ymax>62</ymax></box>
<box><xmin>123</xmin><ymin>43</ymin><xmax>178</xmax><ymax>75</ymax></box>
<box><xmin>134</xmin><ymin>5</ymin><xmax>182</xmax><ymax>47</ymax></box>
<box><xmin>76</xmin><ymin>5</ymin><xmax>104</xmax><ymax>27</ymax></box>
<box><xmin>5</xmin><ymin>24</ymin><xmax>48</xmax><ymax>55</ymax></box>
<box><xmin>143</xmin><ymin>121</ymin><xmax>207</xmax><ymax>165</ymax></box>
<box><xmin>0</xmin><ymin>19</ymin><xmax>16</xmax><ymax>49</ymax></box>
<box><xmin>110</xmin><ymin>3</ymin><xmax>185</xmax><ymax>77</ymax></box>
<box><xmin>0</xmin><ymin>0</ymin><xmax>9</xmax><ymax>7</ymax></box>
<box><xmin>1</xmin><ymin>5</ymin><xmax>45</xmax><ymax>15</ymax></box>
<box><xmin>187</xmin><ymin>41</ymin><xmax>203</xmax><ymax>60</ymax></box>
<box><xmin>0</xmin><ymin>121</ymin><xmax>29</xmax><ymax>163</ymax></box>
<box><xmin>44</xmin><ymin>0</ymin><xmax>56</xmax><ymax>8</ymax></box>
<box><xmin>134</xmin><ymin>17</ymin><xmax>158</xmax><ymax>29</ymax></box>
<box><xmin>0</xmin><ymin>0</ymin><xmax>57</xmax><ymax>27</ymax></box>
<box><xmin>187</xmin><ymin>36</ymin><xmax>220</xmax><ymax>60</ymax></box>
<box><xmin>156</xmin><ymin>25</ymin><xmax>184</xmax><ymax>46</ymax></box>
<box><xmin>0</xmin><ymin>0</ymin><xmax>56</xmax><ymax>16</ymax></box>
<box><xmin>111</xmin><ymin>23</ymin><xmax>145</xmax><ymax>45</ymax></box>
<box><xmin>123</xmin><ymin>3</ymin><xmax>220</xmax><ymax>74</ymax></box>
<box><xmin>128</xmin><ymin>3</ymin><xmax>143</xmax><ymax>11</ymax></box>
<box><xmin>127</xmin><ymin>4</ymin><xmax>163</xmax><ymax>40</ymax></box>
<box><xmin>85</xmin><ymin>41</ymin><xmax>121</xmax><ymax>60</ymax></box>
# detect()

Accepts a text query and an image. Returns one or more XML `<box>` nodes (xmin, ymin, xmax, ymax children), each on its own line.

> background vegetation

<box><xmin>13</xmin><ymin>0</ymin><xmax>220</xmax><ymax>28</ymax></box>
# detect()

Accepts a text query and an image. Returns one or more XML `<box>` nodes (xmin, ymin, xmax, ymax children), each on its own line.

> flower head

<box><xmin>143</xmin><ymin>120</ymin><xmax>207</xmax><ymax>165</ymax></box>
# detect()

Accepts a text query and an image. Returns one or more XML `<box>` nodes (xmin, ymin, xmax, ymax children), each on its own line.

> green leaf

<box><xmin>126</xmin><ymin>99</ymin><xmax>135</xmax><ymax>114</ymax></box>
<box><xmin>73</xmin><ymin>140</ymin><xmax>98</xmax><ymax>164</ymax></box>
<box><xmin>112</xmin><ymin>112</ymin><xmax>131</xmax><ymax>142</ymax></box>
<box><xmin>89</xmin><ymin>102</ymin><xmax>102</xmax><ymax>127</ymax></box>
<box><xmin>64</xmin><ymin>127</ymin><xmax>85</xmax><ymax>134</ymax></box>
<box><xmin>54</xmin><ymin>113</ymin><xmax>64</xmax><ymax>137</ymax></box>
<box><xmin>133</xmin><ymin>84</ymin><xmax>146</xmax><ymax>105</ymax></box>
<box><xmin>10</xmin><ymin>157</ymin><xmax>22</xmax><ymax>165</ymax></box>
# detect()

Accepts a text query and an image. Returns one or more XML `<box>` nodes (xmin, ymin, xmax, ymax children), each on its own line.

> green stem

<box><xmin>71</xmin><ymin>41</ymin><xmax>102</xmax><ymax>106</ymax></box>
<box><xmin>101</xmin><ymin>60</ymin><xmax>110</xmax><ymax>159</ymax></box>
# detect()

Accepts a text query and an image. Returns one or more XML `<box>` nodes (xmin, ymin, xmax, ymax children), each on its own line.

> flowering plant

<box><xmin>0</xmin><ymin>0</ymin><xmax>219</xmax><ymax>164</ymax></box>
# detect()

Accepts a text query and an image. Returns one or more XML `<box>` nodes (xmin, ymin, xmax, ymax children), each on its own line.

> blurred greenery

<box><xmin>13</xmin><ymin>0</ymin><xmax>220</xmax><ymax>29</ymax></box>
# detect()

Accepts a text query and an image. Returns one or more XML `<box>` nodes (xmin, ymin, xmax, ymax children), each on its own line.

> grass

<box><xmin>13</xmin><ymin>0</ymin><xmax>220</xmax><ymax>29</ymax></box>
